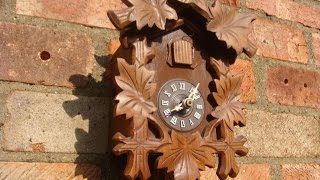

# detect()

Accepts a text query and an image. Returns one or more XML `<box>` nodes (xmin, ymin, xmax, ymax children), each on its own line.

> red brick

<box><xmin>0</xmin><ymin>23</ymin><xmax>93</xmax><ymax>88</ymax></box>
<box><xmin>16</xmin><ymin>0</ymin><xmax>126</xmax><ymax>29</ymax></box>
<box><xmin>219</xmin><ymin>0</ymin><xmax>240</xmax><ymax>7</ymax></box>
<box><xmin>252</xmin><ymin>19</ymin><xmax>308</xmax><ymax>64</ymax></box>
<box><xmin>313</xmin><ymin>33</ymin><xmax>320</xmax><ymax>65</ymax></box>
<box><xmin>230</xmin><ymin>59</ymin><xmax>256</xmax><ymax>103</ymax></box>
<box><xmin>246</xmin><ymin>0</ymin><xmax>320</xmax><ymax>29</ymax></box>
<box><xmin>282</xmin><ymin>164</ymin><xmax>320</xmax><ymax>180</ymax></box>
<box><xmin>200</xmin><ymin>164</ymin><xmax>271</xmax><ymax>180</ymax></box>
<box><xmin>267</xmin><ymin>66</ymin><xmax>320</xmax><ymax>108</ymax></box>
<box><xmin>0</xmin><ymin>162</ymin><xmax>101</xmax><ymax>179</ymax></box>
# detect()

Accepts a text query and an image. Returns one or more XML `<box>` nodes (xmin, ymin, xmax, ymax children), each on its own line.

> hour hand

<box><xmin>170</xmin><ymin>103</ymin><xmax>183</xmax><ymax>113</ymax></box>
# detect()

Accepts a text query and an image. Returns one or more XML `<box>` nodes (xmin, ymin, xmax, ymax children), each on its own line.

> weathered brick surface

<box><xmin>200</xmin><ymin>164</ymin><xmax>271</xmax><ymax>180</ymax></box>
<box><xmin>219</xmin><ymin>0</ymin><xmax>240</xmax><ymax>7</ymax></box>
<box><xmin>246</xmin><ymin>0</ymin><xmax>320</xmax><ymax>29</ymax></box>
<box><xmin>252</xmin><ymin>19</ymin><xmax>308</xmax><ymax>64</ymax></box>
<box><xmin>0</xmin><ymin>23</ymin><xmax>93</xmax><ymax>88</ymax></box>
<box><xmin>3</xmin><ymin>91</ymin><xmax>110</xmax><ymax>154</ymax></box>
<box><xmin>235</xmin><ymin>110</ymin><xmax>320</xmax><ymax>157</ymax></box>
<box><xmin>313</xmin><ymin>33</ymin><xmax>320</xmax><ymax>65</ymax></box>
<box><xmin>282</xmin><ymin>164</ymin><xmax>320</xmax><ymax>180</ymax></box>
<box><xmin>230</xmin><ymin>59</ymin><xmax>256</xmax><ymax>103</ymax></box>
<box><xmin>0</xmin><ymin>93</ymin><xmax>7</xmax><ymax>125</ymax></box>
<box><xmin>16</xmin><ymin>0</ymin><xmax>126</xmax><ymax>29</ymax></box>
<box><xmin>0</xmin><ymin>0</ymin><xmax>3</xmax><ymax>10</ymax></box>
<box><xmin>0</xmin><ymin>162</ymin><xmax>101</xmax><ymax>179</ymax></box>
<box><xmin>267</xmin><ymin>66</ymin><xmax>320</xmax><ymax>108</ymax></box>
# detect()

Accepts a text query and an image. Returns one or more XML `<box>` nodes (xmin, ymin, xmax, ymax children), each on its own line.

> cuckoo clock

<box><xmin>108</xmin><ymin>0</ymin><xmax>257</xmax><ymax>179</ymax></box>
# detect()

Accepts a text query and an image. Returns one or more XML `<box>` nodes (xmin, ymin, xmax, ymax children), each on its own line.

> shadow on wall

<box><xmin>62</xmin><ymin>55</ymin><xmax>116</xmax><ymax>179</ymax></box>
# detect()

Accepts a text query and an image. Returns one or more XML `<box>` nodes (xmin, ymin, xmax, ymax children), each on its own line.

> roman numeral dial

<box><xmin>157</xmin><ymin>79</ymin><xmax>205</xmax><ymax>132</ymax></box>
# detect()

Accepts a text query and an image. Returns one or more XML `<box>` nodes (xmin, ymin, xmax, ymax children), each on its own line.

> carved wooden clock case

<box><xmin>107</xmin><ymin>0</ymin><xmax>257</xmax><ymax>179</ymax></box>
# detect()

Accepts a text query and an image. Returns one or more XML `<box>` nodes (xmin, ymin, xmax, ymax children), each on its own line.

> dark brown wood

<box><xmin>108</xmin><ymin>0</ymin><xmax>257</xmax><ymax>179</ymax></box>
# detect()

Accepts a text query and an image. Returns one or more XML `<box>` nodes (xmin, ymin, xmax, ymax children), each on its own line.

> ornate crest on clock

<box><xmin>108</xmin><ymin>0</ymin><xmax>257</xmax><ymax>179</ymax></box>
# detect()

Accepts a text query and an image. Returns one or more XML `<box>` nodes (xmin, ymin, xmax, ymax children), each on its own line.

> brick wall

<box><xmin>0</xmin><ymin>0</ymin><xmax>319</xmax><ymax>179</ymax></box>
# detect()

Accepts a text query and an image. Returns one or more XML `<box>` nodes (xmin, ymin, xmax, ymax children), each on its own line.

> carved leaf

<box><xmin>115</xmin><ymin>58</ymin><xmax>157</xmax><ymax>121</ymax></box>
<box><xmin>177</xmin><ymin>0</ymin><xmax>212</xmax><ymax>19</ymax></box>
<box><xmin>128</xmin><ymin>0</ymin><xmax>178</xmax><ymax>30</ymax></box>
<box><xmin>205</xmin><ymin>122</ymin><xmax>248</xmax><ymax>179</ymax></box>
<box><xmin>211</xmin><ymin>74</ymin><xmax>245</xmax><ymax>130</ymax></box>
<box><xmin>113</xmin><ymin>132</ymin><xmax>163</xmax><ymax>179</ymax></box>
<box><xmin>157</xmin><ymin>131</ymin><xmax>215</xmax><ymax>180</ymax></box>
<box><xmin>217</xmin><ymin>136</ymin><xmax>248</xmax><ymax>179</ymax></box>
<box><xmin>208</xmin><ymin>58</ymin><xmax>229</xmax><ymax>77</ymax></box>
<box><xmin>207</xmin><ymin>1</ymin><xmax>256</xmax><ymax>55</ymax></box>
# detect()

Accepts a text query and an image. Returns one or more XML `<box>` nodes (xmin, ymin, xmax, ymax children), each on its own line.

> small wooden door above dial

<box><xmin>168</xmin><ymin>39</ymin><xmax>194</xmax><ymax>66</ymax></box>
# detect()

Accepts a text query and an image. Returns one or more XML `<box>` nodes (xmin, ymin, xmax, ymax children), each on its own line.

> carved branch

<box><xmin>113</xmin><ymin>39</ymin><xmax>170</xmax><ymax>179</ymax></box>
<box><xmin>203</xmin><ymin>58</ymin><xmax>248</xmax><ymax>179</ymax></box>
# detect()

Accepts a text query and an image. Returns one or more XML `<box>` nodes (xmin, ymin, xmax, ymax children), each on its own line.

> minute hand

<box><xmin>183</xmin><ymin>83</ymin><xmax>200</xmax><ymax>108</ymax></box>
<box><xmin>189</xmin><ymin>83</ymin><xmax>200</xmax><ymax>100</ymax></box>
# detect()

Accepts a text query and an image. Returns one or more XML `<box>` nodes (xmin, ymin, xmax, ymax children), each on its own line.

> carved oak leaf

<box><xmin>157</xmin><ymin>131</ymin><xmax>215</xmax><ymax>180</ymax></box>
<box><xmin>211</xmin><ymin>74</ymin><xmax>245</xmax><ymax>130</ymax></box>
<box><xmin>128</xmin><ymin>0</ymin><xmax>178</xmax><ymax>30</ymax></box>
<box><xmin>115</xmin><ymin>58</ymin><xmax>157</xmax><ymax>122</ymax></box>
<box><xmin>207</xmin><ymin>1</ymin><xmax>257</xmax><ymax>56</ymax></box>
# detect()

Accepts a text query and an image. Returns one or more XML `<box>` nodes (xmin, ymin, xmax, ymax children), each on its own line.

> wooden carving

<box><xmin>108</xmin><ymin>0</ymin><xmax>257</xmax><ymax>179</ymax></box>
<box><xmin>172</xmin><ymin>40</ymin><xmax>193</xmax><ymax>65</ymax></box>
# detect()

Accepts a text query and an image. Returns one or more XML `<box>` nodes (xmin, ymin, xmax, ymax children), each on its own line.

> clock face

<box><xmin>157</xmin><ymin>79</ymin><xmax>205</xmax><ymax>131</ymax></box>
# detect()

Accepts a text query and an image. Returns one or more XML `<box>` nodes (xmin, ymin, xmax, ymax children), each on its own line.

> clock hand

<box><xmin>170</xmin><ymin>103</ymin><xmax>183</xmax><ymax>112</ymax></box>
<box><xmin>188</xmin><ymin>83</ymin><xmax>200</xmax><ymax>100</ymax></box>
<box><xmin>170</xmin><ymin>83</ymin><xmax>201</xmax><ymax>113</ymax></box>
<box><xmin>183</xmin><ymin>83</ymin><xmax>200</xmax><ymax>107</ymax></box>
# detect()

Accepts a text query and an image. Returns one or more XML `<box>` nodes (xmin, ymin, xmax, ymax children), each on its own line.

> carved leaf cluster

<box><xmin>207</xmin><ymin>1</ymin><xmax>256</xmax><ymax>55</ymax></box>
<box><xmin>211</xmin><ymin>74</ymin><xmax>246</xmax><ymax>130</ymax></box>
<box><xmin>128</xmin><ymin>0</ymin><xmax>178</xmax><ymax>30</ymax></box>
<box><xmin>115</xmin><ymin>58</ymin><xmax>157</xmax><ymax>123</ymax></box>
<box><xmin>113</xmin><ymin>132</ymin><xmax>162</xmax><ymax>179</ymax></box>
<box><xmin>157</xmin><ymin>131</ymin><xmax>215</xmax><ymax>180</ymax></box>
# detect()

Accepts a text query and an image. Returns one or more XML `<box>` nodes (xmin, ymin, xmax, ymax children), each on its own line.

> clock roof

<box><xmin>108</xmin><ymin>0</ymin><xmax>257</xmax><ymax>58</ymax></box>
